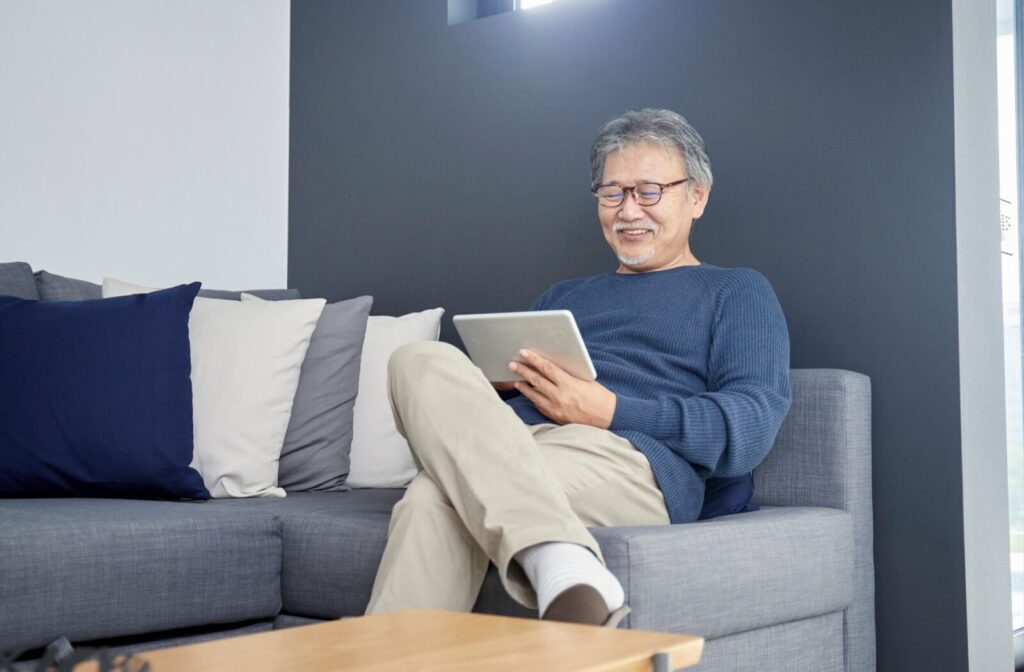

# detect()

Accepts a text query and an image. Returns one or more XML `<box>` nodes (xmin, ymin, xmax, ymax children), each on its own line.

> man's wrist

<box><xmin>599</xmin><ymin>391</ymin><xmax>617</xmax><ymax>429</ymax></box>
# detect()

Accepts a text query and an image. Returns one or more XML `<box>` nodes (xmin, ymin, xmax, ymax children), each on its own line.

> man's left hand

<box><xmin>509</xmin><ymin>349</ymin><xmax>617</xmax><ymax>429</ymax></box>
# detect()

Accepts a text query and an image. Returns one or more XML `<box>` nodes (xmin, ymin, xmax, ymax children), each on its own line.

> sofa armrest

<box><xmin>593</xmin><ymin>507</ymin><xmax>854</xmax><ymax>639</ymax></box>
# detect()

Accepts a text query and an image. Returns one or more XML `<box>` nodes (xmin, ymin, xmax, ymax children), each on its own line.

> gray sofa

<box><xmin>0</xmin><ymin>368</ymin><xmax>874</xmax><ymax>672</ymax></box>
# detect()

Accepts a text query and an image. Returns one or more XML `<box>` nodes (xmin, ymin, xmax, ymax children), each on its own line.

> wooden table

<box><xmin>129</xmin><ymin>610</ymin><xmax>704</xmax><ymax>671</ymax></box>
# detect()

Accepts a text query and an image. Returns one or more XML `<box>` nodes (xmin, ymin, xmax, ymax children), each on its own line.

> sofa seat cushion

<box><xmin>210</xmin><ymin>490</ymin><xmax>404</xmax><ymax>619</ymax></box>
<box><xmin>0</xmin><ymin>499</ymin><xmax>282</xmax><ymax>652</ymax></box>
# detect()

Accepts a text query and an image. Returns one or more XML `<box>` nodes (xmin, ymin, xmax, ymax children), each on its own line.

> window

<box><xmin>997</xmin><ymin>0</ymin><xmax>1024</xmax><ymax>656</ymax></box>
<box><xmin>448</xmin><ymin>0</ymin><xmax>567</xmax><ymax>26</ymax></box>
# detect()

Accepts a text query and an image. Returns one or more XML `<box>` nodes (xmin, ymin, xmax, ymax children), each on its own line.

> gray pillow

<box><xmin>199</xmin><ymin>287</ymin><xmax>300</xmax><ymax>301</ymax></box>
<box><xmin>0</xmin><ymin>262</ymin><xmax>39</xmax><ymax>300</ymax></box>
<box><xmin>34</xmin><ymin>270</ymin><xmax>102</xmax><ymax>301</ymax></box>
<box><xmin>275</xmin><ymin>295</ymin><xmax>374</xmax><ymax>492</ymax></box>
<box><xmin>34</xmin><ymin>270</ymin><xmax>300</xmax><ymax>301</ymax></box>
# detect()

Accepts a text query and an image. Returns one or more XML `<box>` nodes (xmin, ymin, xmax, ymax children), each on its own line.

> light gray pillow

<box><xmin>244</xmin><ymin>294</ymin><xmax>374</xmax><ymax>492</ymax></box>
<box><xmin>0</xmin><ymin>262</ymin><xmax>39</xmax><ymax>300</ymax></box>
<box><xmin>34</xmin><ymin>270</ymin><xmax>300</xmax><ymax>301</ymax></box>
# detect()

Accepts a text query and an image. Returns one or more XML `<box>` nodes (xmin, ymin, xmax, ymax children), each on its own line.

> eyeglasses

<box><xmin>591</xmin><ymin>178</ymin><xmax>690</xmax><ymax>207</ymax></box>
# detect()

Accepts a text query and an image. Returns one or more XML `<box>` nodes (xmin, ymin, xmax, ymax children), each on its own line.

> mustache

<box><xmin>612</xmin><ymin>221</ymin><xmax>659</xmax><ymax>234</ymax></box>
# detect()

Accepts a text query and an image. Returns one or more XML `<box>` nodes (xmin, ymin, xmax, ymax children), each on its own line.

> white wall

<box><xmin>0</xmin><ymin>0</ymin><xmax>290</xmax><ymax>290</ymax></box>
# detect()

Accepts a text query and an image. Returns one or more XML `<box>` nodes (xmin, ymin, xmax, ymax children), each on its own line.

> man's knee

<box><xmin>388</xmin><ymin>341</ymin><xmax>466</xmax><ymax>387</ymax></box>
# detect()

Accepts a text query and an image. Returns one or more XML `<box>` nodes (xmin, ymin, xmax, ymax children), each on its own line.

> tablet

<box><xmin>453</xmin><ymin>310</ymin><xmax>597</xmax><ymax>383</ymax></box>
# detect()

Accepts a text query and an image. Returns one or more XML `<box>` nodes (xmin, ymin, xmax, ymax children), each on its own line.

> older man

<box><xmin>365</xmin><ymin>109</ymin><xmax>792</xmax><ymax>626</ymax></box>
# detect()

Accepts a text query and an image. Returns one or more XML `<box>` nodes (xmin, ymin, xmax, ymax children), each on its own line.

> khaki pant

<box><xmin>365</xmin><ymin>342</ymin><xmax>669</xmax><ymax>614</ymax></box>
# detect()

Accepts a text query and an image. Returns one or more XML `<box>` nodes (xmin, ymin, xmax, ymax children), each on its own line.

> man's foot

<box><xmin>515</xmin><ymin>542</ymin><xmax>627</xmax><ymax>624</ymax></box>
<box><xmin>541</xmin><ymin>584</ymin><xmax>631</xmax><ymax>627</ymax></box>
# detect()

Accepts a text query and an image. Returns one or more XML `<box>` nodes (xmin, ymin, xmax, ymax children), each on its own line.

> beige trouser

<box><xmin>364</xmin><ymin>341</ymin><xmax>670</xmax><ymax>614</ymax></box>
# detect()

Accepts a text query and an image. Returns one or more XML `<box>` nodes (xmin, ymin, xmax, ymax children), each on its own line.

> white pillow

<box><xmin>347</xmin><ymin>308</ymin><xmax>444</xmax><ymax>488</ymax></box>
<box><xmin>102</xmin><ymin>278</ymin><xmax>325</xmax><ymax>498</ymax></box>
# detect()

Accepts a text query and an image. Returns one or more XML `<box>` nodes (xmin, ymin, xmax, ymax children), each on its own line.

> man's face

<box><xmin>598</xmin><ymin>142</ymin><xmax>709</xmax><ymax>274</ymax></box>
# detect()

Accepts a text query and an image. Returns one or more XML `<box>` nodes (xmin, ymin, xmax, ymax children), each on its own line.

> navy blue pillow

<box><xmin>698</xmin><ymin>473</ymin><xmax>759</xmax><ymax>520</ymax></box>
<box><xmin>0</xmin><ymin>284</ymin><xmax>209</xmax><ymax>500</ymax></box>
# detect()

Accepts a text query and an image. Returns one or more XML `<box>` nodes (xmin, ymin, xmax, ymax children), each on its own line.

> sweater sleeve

<box><xmin>609</xmin><ymin>269</ymin><xmax>792</xmax><ymax>477</ymax></box>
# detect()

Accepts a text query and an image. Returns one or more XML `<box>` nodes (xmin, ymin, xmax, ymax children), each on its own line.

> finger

<box><xmin>509</xmin><ymin>360</ymin><xmax>540</xmax><ymax>385</ymax></box>
<box><xmin>519</xmin><ymin>349</ymin><xmax>565</xmax><ymax>383</ymax></box>
<box><xmin>510</xmin><ymin>361</ymin><xmax>555</xmax><ymax>395</ymax></box>
<box><xmin>514</xmin><ymin>381</ymin><xmax>546</xmax><ymax>406</ymax></box>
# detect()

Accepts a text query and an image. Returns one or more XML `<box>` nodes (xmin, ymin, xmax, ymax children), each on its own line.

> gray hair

<box><xmin>590</xmin><ymin>109</ymin><xmax>713</xmax><ymax>192</ymax></box>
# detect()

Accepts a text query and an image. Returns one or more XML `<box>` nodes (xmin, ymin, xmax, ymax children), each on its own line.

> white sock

<box><xmin>514</xmin><ymin>542</ymin><xmax>625</xmax><ymax>616</ymax></box>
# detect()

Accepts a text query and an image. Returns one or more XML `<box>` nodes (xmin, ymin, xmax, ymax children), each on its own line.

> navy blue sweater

<box><xmin>505</xmin><ymin>263</ymin><xmax>792</xmax><ymax>523</ymax></box>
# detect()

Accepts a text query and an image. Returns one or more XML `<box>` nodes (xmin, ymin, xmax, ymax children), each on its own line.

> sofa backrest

<box><xmin>753</xmin><ymin>368</ymin><xmax>871</xmax><ymax>512</ymax></box>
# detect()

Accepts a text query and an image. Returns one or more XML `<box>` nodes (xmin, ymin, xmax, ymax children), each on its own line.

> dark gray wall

<box><xmin>289</xmin><ymin>1</ymin><xmax>965</xmax><ymax>670</ymax></box>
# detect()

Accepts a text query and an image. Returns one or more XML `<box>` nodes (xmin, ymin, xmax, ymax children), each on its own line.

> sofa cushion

<box><xmin>33</xmin><ymin>270</ymin><xmax>101</xmax><ymax>301</ymax></box>
<box><xmin>0</xmin><ymin>499</ymin><xmax>282</xmax><ymax>653</ymax></box>
<box><xmin>209</xmin><ymin>491</ymin><xmax>403</xmax><ymax>619</ymax></box>
<box><xmin>33</xmin><ymin>269</ymin><xmax>302</xmax><ymax>302</ymax></box>
<box><xmin>241</xmin><ymin>294</ymin><xmax>375</xmax><ymax>493</ymax></box>
<box><xmin>0</xmin><ymin>285</ymin><xmax>208</xmax><ymax>500</ymax></box>
<box><xmin>104</xmin><ymin>277</ymin><xmax>326</xmax><ymax>499</ymax></box>
<box><xmin>0</xmin><ymin>262</ymin><xmax>39</xmax><ymax>299</ymax></box>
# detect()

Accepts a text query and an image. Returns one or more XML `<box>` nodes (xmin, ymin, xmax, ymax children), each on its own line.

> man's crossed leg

<box><xmin>365</xmin><ymin>342</ymin><xmax>669</xmax><ymax>625</ymax></box>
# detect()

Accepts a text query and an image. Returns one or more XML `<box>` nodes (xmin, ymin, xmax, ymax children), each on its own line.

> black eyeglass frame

<box><xmin>590</xmin><ymin>178</ymin><xmax>691</xmax><ymax>207</ymax></box>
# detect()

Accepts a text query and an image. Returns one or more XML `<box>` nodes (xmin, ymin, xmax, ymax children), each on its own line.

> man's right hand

<box><xmin>492</xmin><ymin>381</ymin><xmax>517</xmax><ymax>392</ymax></box>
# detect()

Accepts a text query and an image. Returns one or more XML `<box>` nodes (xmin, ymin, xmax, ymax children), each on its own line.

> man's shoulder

<box><xmin>696</xmin><ymin>264</ymin><xmax>774</xmax><ymax>292</ymax></box>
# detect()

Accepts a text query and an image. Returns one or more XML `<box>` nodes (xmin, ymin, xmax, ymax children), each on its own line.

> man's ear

<box><xmin>691</xmin><ymin>185</ymin><xmax>710</xmax><ymax>220</ymax></box>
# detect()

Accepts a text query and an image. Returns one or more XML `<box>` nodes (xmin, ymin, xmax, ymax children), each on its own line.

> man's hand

<box><xmin>509</xmin><ymin>349</ymin><xmax>617</xmax><ymax>428</ymax></box>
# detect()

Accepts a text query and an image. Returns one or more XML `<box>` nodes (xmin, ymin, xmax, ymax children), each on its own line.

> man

<box><xmin>365</xmin><ymin>108</ymin><xmax>792</xmax><ymax>626</ymax></box>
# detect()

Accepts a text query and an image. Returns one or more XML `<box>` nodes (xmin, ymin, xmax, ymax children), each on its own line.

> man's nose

<box><xmin>618</xmin><ymin>192</ymin><xmax>646</xmax><ymax>220</ymax></box>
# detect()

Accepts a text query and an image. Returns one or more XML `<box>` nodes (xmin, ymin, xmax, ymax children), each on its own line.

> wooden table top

<box><xmin>126</xmin><ymin>610</ymin><xmax>704</xmax><ymax>671</ymax></box>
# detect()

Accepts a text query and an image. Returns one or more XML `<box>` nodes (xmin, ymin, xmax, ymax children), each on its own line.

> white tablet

<box><xmin>453</xmin><ymin>310</ymin><xmax>596</xmax><ymax>383</ymax></box>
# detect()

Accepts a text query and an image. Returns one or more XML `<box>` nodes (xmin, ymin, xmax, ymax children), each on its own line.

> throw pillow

<box><xmin>35</xmin><ymin>269</ymin><xmax>301</xmax><ymax>302</ymax></box>
<box><xmin>347</xmin><ymin>308</ymin><xmax>445</xmax><ymax>488</ymax></box>
<box><xmin>33</xmin><ymin>270</ymin><xmax>102</xmax><ymax>301</ymax></box>
<box><xmin>698</xmin><ymin>474</ymin><xmax>758</xmax><ymax>520</ymax></box>
<box><xmin>103</xmin><ymin>278</ymin><xmax>325</xmax><ymax>498</ymax></box>
<box><xmin>241</xmin><ymin>293</ymin><xmax>374</xmax><ymax>492</ymax></box>
<box><xmin>0</xmin><ymin>262</ymin><xmax>39</xmax><ymax>300</ymax></box>
<box><xmin>0</xmin><ymin>285</ymin><xmax>208</xmax><ymax>500</ymax></box>
<box><xmin>200</xmin><ymin>287</ymin><xmax>301</xmax><ymax>301</ymax></box>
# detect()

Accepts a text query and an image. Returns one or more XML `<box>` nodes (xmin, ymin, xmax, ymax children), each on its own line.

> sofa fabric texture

<box><xmin>0</xmin><ymin>498</ymin><xmax>282</xmax><ymax>652</ymax></box>
<box><xmin>0</xmin><ymin>262</ymin><xmax>39</xmax><ymax>300</ymax></box>
<box><xmin>33</xmin><ymin>270</ymin><xmax>101</xmax><ymax>301</ymax></box>
<box><xmin>0</xmin><ymin>285</ymin><xmax>208</xmax><ymax>500</ymax></box>
<box><xmin>696</xmin><ymin>612</ymin><xmax>845</xmax><ymax>672</ymax></box>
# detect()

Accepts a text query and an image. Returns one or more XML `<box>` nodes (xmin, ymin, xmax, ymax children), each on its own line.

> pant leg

<box><xmin>378</xmin><ymin>342</ymin><xmax>601</xmax><ymax>607</ymax></box>
<box><xmin>365</xmin><ymin>472</ymin><xmax>489</xmax><ymax>614</ymax></box>
<box><xmin>531</xmin><ymin>422</ymin><xmax>670</xmax><ymax>528</ymax></box>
